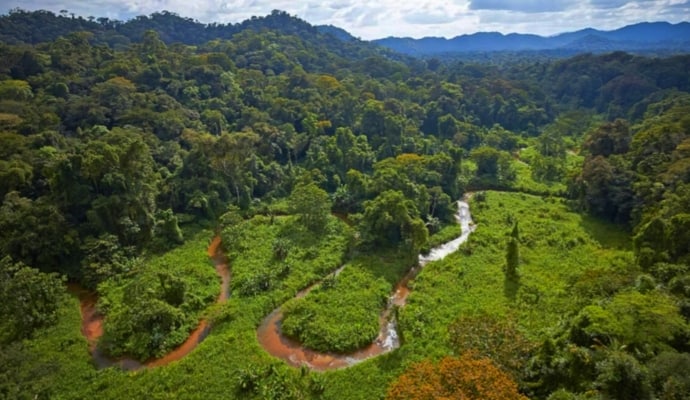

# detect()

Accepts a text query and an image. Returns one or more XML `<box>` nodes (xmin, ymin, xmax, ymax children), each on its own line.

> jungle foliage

<box><xmin>1</xmin><ymin>8</ymin><xmax>690</xmax><ymax>400</ymax></box>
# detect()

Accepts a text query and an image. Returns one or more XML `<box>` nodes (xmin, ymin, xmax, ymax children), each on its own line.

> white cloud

<box><xmin>588</xmin><ymin>0</ymin><xmax>659</xmax><ymax>9</ymax></box>
<box><xmin>402</xmin><ymin>1</ymin><xmax>465</xmax><ymax>24</ymax></box>
<box><xmin>469</xmin><ymin>0</ymin><xmax>577</xmax><ymax>13</ymax></box>
<box><xmin>2</xmin><ymin>0</ymin><xmax>689</xmax><ymax>39</ymax></box>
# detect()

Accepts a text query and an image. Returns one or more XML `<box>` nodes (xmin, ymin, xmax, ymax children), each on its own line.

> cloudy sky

<box><xmin>3</xmin><ymin>0</ymin><xmax>689</xmax><ymax>39</ymax></box>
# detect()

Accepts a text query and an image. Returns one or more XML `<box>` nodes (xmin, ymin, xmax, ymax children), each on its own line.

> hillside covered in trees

<box><xmin>1</xmin><ymin>9</ymin><xmax>690</xmax><ymax>400</ymax></box>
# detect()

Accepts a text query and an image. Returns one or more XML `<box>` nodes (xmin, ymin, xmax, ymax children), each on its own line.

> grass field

<box><xmin>398</xmin><ymin>191</ymin><xmax>634</xmax><ymax>359</ymax></box>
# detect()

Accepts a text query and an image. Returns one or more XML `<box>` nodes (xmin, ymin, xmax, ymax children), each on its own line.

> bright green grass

<box><xmin>512</xmin><ymin>158</ymin><xmax>567</xmax><ymax>195</ymax></box>
<box><xmin>227</xmin><ymin>214</ymin><xmax>352</xmax><ymax>304</ymax></box>
<box><xmin>45</xmin><ymin>214</ymin><xmax>353</xmax><ymax>399</ymax></box>
<box><xmin>422</xmin><ymin>222</ymin><xmax>463</xmax><ymax>253</ymax></box>
<box><xmin>398</xmin><ymin>191</ymin><xmax>634</xmax><ymax>358</ymax></box>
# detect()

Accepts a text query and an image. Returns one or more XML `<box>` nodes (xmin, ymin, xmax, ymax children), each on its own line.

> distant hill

<box><xmin>374</xmin><ymin>22</ymin><xmax>690</xmax><ymax>56</ymax></box>
<box><xmin>0</xmin><ymin>9</ymin><xmax>411</xmax><ymax>68</ymax></box>
<box><xmin>316</xmin><ymin>25</ymin><xmax>357</xmax><ymax>42</ymax></box>
<box><xmin>1</xmin><ymin>9</ymin><xmax>688</xmax><ymax>59</ymax></box>
<box><xmin>0</xmin><ymin>9</ymin><xmax>361</xmax><ymax>47</ymax></box>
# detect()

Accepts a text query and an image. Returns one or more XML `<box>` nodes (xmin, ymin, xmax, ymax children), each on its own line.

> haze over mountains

<box><xmin>373</xmin><ymin>22</ymin><xmax>690</xmax><ymax>55</ymax></box>
<box><xmin>1</xmin><ymin>9</ymin><xmax>689</xmax><ymax>57</ymax></box>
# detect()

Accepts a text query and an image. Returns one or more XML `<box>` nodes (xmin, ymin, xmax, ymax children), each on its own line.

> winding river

<box><xmin>256</xmin><ymin>197</ymin><xmax>476</xmax><ymax>370</ymax></box>
<box><xmin>72</xmin><ymin>235</ymin><xmax>230</xmax><ymax>370</ymax></box>
<box><xmin>76</xmin><ymin>198</ymin><xmax>474</xmax><ymax>371</ymax></box>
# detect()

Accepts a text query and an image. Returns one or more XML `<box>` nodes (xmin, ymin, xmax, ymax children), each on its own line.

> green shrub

<box><xmin>282</xmin><ymin>266</ymin><xmax>389</xmax><ymax>353</ymax></box>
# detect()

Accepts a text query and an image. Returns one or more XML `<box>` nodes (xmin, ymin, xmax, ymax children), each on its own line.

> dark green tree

<box><xmin>0</xmin><ymin>256</ymin><xmax>65</xmax><ymax>343</ymax></box>
<box><xmin>288</xmin><ymin>181</ymin><xmax>331</xmax><ymax>232</ymax></box>
<box><xmin>80</xmin><ymin>233</ymin><xmax>135</xmax><ymax>289</ymax></box>
<box><xmin>595</xmin><ymin>351</ymin><xmax>652</xmax><ymax>400</ymax></box>
<box><xmin>359</xmin><ymin>190</ymin><xmax>428</xmax><ymax>254</ymax></box>
<box><xmin>0</xmin><ymin>192</ymin><xmax>78</xmax><ymax>273</ymax></box>
<box><xmin>506</xmin><ymin>221</ymin><xmax>520</xmax><ymax>279</ymax></box>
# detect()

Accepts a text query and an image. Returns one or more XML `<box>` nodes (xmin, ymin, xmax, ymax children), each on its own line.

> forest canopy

<box><xmin>1</xmin><ymin>8</ymin><xmax>689</xmax><ymax>400</ymax></box>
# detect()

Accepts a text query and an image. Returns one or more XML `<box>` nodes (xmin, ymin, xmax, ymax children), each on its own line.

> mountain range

<box><xmin>1</xmin><ymin>9</ymin><xmax>689</xmax><ymax>57</ymax></box>
<box><xmin>373</xmin><ymin>22</ymin><xmax>690</xmax><ymax>56</ymax></box>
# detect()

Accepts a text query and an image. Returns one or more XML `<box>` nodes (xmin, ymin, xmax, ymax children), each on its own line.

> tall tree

<box><xmin>359</xmin><ymin>190</ymin><xmax>428</xmax><ymax>254</ymax></box>
<box><xmin>288</xmin><ymin>181</ymin><xmax>331</xmax><ymax>232</ymax></box>
<box><xmin>506</xmin><ymin>221</ymin><xmax>520</xmax><ymax>279</ymax></box>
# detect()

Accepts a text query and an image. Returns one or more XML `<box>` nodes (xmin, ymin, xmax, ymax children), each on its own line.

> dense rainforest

<box><xmin>1</xmin><ymin>8</ymin><xmax>690</xmax><ymax>400</ymax></box>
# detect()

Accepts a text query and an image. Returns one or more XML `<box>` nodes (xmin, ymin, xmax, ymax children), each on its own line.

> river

<box><xmin>256</xmin><ymin>198</ymin><xmax>475</xmax><ymax>370</ymax></box>
<box><xmin>75</xmin><ymin>198</ymin><xmax>474</xmax><ymax>370</ymax></box>
<box><xmin>72</xmin><ymin>235</ymin><xmax>229</xmax><ymax>370</ymax></box>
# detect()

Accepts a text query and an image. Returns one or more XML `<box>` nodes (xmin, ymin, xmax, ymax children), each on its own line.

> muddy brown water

<box><xmin>256</xmin><ymin>198</ymin><xmax>476</xmax><ymax>370</ymax></box>
<box><xmin>71</xmin><ymin>235</ymin><xmax>229</xmax><ymax>370</ymax></box>
<box><xmin>74</xmin><ymin>198</ymin><xmax>474</xmax><ymax>371</ymax></box>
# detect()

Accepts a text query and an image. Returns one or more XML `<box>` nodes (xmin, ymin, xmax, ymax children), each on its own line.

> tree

<box><xmin>386</xmin><ymin>352</ymin><xmax>528</xmax><ymax>400</ymax></box>
<box><xmin>648</xmin><ymin>352</ymin><xmax>690</xmax><ymax>400</ymax></box>
<box><xmin>0</xmin><ymin>256</ymin><xmax>65</xmax><ymax>343</ymax></box>
<box><xmin>359</xmin><ymin>190</ymin><xmax>428</xmax><ymax>254</ymax></box>
<box><xmin>211</xmin><ymin>131</ymin><xmax>260</xmax><ymax>208</ymax></box>
<box><xmin>569</xmin><ymin>291</ymin><xmax>685</xmax><ymax>354</ymax></box>
<box><xmin>470</xmin><ymin>146</ymin><xmax>515</xmax><ymax>185</ymax></box>
<box><xmin>595</xmin><ymin>350</ymin><xmax>652</xmax><ymax>400</ymax></box>
<box><xmin>80</xmin><ymin>233</ymin><xmax>136</xmax><ymax>289</ymax></box>
<box><xmin>152</xmin><ymin>208</ymin><xmax>184</xmax><ymax>250</ymax></box>
<box><xmin>448</xmin><ymin>312</ymin><xmax>534</xmax><ymax>380</ymax></box>
<box><xmin>583</xmin><ymin>119</ymin><xmax>631</xmax><ymax>158</ymax></box>
<box><xmin>506</xmin><ymin>221</ymin><xmax>520</xmax><ymax>279</ymax></box>
<box><xmin>91</xmin><ymin>76</ymin><xmax>137</xmax><ymax>126</ymax></box>
<box><xmin>534</xmin><ymin>123</ymin><xmax>567</xmax><ymax>182</ymax></box>
<box><xmin>633</xmin><ymin>217</ymin><xmax>669</xmax><ymax>269</ymax></box>
<box><xmin>81</xmin><ymin>128</ymin><xmax>160</xmax><ymax>246</ymax></box>
<box><xmin>0</xmin><ymin>192</ymin><xmax>78</xmax><ymax>273</ymax></box>
<box><xmin>438</xmin><ymin>114</ymin><xmax>459</xmax><ymax>140</ymax></box>
<box><xmin>200</xmin><ymin>109</ymin><xmax>227</xmax><ymax>135</ymax></box>
<box><xmin>472</xmin><ymin>146</ymin><xmax>501</xmax><ymax>176</ymax></box>
<box><xmin>577</xmin><ymin>154</ymin><xmax>633</xmax><ymax>223</ymax></box>
<box><xmin>0</xmin><ymin>79</ymin><xmax>33</xmax><ymax>101</ymax></box>
<box><xmin>288</xmin><ymin>181</ymin><xmax>331</xmax><ymax>232</ymax></box>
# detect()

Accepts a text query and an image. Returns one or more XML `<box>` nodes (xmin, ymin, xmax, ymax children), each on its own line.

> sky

<box><xmin>2</xmin><ymin>0</ymin><xmax>689</xmax><ymax>39</ymax></box>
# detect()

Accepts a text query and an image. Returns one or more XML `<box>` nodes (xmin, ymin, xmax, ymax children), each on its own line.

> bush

<box><xmin>281</xmin><ymin>266</ymin><xmax>389</xmax><ymax>353</ymax></box>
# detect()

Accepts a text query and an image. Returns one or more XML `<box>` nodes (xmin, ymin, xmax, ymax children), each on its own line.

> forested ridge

<box><xmin>1</xmin><ymin>9</ymin><xmax>690</xmax><ymax>400</ymax></box>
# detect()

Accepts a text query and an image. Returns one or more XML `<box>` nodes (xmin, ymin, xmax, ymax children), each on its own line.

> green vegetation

<box><xmin>1</xmin><ymin>8</ymin><xmax>690</xmax><ymax>400</ymax></box>
<box><xmin>0</xmin><ymin>283</ymin><xmax>95</xmax><ymax>399</ymax></box>
<box><xmin>223</xmin><ymin>214</ymin><xmax>351</xmax><ymax>301</ymax></box>
<box><xmin>288</xmin><ymin>181</ymin><xmax>332</xmax><ymax>233</ymax></box>
<box><xmin>396</xmin><ymin>191</ymin><xmax>688</xmax><ymax>399</ymax></box>
<box><xmin>282</xmin><ymin>266</ymin><xmax>389</xmax><ymax>353</ymax></box>
<box><xmin>505</xmin><ymin>221</ymin><xmax>520</xmax><ymax>278</ymax></box>
<box><xmin>0</xmin><ymin>256</ymin><xmax>66</xmax><ymax>343</ymax></box>
<box><xmin>399</xmin><ymin>191</ymin><xmax>634</xmax><ymax>350</ymax></box>
<box><xmin>281</xmin><ymin>251</ymin><xmax>415</xmax><ymax>353</ymax></box>
<box><xmin>97</xmin><ymin>231</ymin><xmax>218</xmax><ymax>360</ymax></box>
<box><xmin>422</xmin><ymin>221</ymin><xmax>462</xmax><ymax>252</ymax></box>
